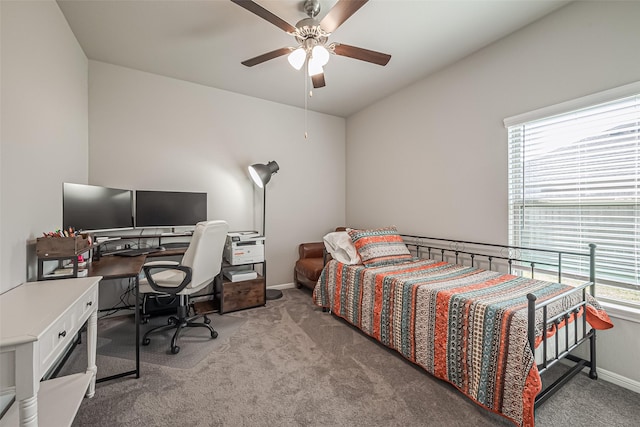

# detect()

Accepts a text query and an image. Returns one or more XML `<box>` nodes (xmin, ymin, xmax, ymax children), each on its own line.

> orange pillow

<box><xmin>348</xmin><ymin>226</ymin><xmax>412</xmax><ymax>267</ymax></box>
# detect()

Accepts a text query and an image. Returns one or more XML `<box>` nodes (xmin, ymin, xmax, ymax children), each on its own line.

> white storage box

<box><xmin>223</xmin><ymin>269</ymin><xmax>258</xmax><ymax>282</ymax></box>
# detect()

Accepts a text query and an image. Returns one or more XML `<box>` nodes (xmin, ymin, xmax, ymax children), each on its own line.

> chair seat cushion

<box><xmin>295</xmin><ymin>257</ymin><xmax>325</xmax><ymax>282</ymax></box>
<box><xmin>139</xmin><ymin>268</ymin><xmax>187</xmax><ymax>295</ymax></box>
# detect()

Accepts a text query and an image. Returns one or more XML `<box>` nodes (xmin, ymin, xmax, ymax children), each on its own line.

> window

<box><xmin>505</xmin><ymin>83</ymin><xmax>640</xmax><ymax>307</ymax></box>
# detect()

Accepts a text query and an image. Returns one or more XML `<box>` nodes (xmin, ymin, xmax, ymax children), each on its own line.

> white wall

<box><xmin>0</xmin><ymin>0</ymin><xmax>88</xmax><ymax>294</ymax></box>
<box><xmin>88</xmin><ymin>61</ymin><xmax>346</xmax><ymax>291</ymax></box>
<box><xmin>346</xmin><ymin>1</ymin><xmax>640</xmax><ymax>388</ymax></box>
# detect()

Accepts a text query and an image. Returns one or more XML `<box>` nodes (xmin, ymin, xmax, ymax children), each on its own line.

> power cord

<box><xmin>98</xmin><ymin>277</ymin><xmax>136</xmax><ymax>319</ymax></box>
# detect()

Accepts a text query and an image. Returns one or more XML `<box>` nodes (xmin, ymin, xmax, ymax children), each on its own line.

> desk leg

<box><xmin>135</xmin><ymin>275</ymin><xmax>140</xmax><ymax>378</ymax></box>
<box><xmin>96</xmin><ymin>276</ymin><xmax>141</xmax><ymax>384</ymax></box>
<box><xmin>86</xmin><ymin>308</ymin><xmax>97</xmax><ymax>397</ymax></box>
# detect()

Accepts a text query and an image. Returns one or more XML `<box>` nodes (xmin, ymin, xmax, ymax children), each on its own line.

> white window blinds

<box><xmin>506</xmin><ymin>90</ymin><xmax>639</xmax><ymax>302</ymax></box>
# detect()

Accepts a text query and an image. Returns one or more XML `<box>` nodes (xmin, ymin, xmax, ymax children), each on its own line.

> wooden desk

<box><xmin>0</xmin><ymin>277</ymin><xmax>100</xmax><ymax>427</ymax></box>
<box><xmin>156</xmin><ymin>248</ymin><xmax>187</xmax><ymax>258</ymax></box>
<box><xmin>87</xmin><ymin>254</ymin><xmax>146</xmax><ymax>279</ymax></box>
<box><xmin>86</xmin><ymin>248</ymin><xmax>185</xmax><ymax>383</ymax></box>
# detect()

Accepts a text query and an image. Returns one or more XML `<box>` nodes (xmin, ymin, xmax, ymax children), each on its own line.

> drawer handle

<box><xmin>86</xmin><ymin>301</ymin><xmax>93</xmax><ymax>307</ymax></box>
<box><xmin>58</xmin><ymin>331</ymin><xmax>67</xmax><ymax>339</ymax></box>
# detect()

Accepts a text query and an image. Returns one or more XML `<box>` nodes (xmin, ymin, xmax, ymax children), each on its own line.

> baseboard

<box><xmin>559</xmin><ymin>358</ymin><xmax>640</xmax><ymax>395</ymax></box>
<box><xmin>597</xmin><ymin>368</ymin><xmax>640</xmax><ymax>394</ymax></box>
<box><xmin>267</xmin><ymin>282</ymin><xmax>296</xmax><ymax>291</ymax></box>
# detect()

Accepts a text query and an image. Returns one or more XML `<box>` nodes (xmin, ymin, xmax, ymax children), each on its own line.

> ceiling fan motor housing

<box><xmin>303</xmin><ymin>0</ymin><xmax>321</xmax><ymax>18</ymax></box>
<box><xmin>294</xmin><ymin>18</ymin><xmax>328</xmax><ymax>46</ymax></box>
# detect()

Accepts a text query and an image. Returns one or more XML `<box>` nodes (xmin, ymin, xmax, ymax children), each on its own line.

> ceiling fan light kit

<box><xmin>231</xmin><ymin>0</ymin><xmax>391</xmax><ymax>89</ymax></box>
<box><xmin>287</xmin><ymin>47</ymin><xmax>306</xmax><ymax>70</ymax></box>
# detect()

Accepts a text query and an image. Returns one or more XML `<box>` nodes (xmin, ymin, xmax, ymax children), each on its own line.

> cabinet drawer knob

<box><xmin>58</xmin><ymin>330</ymin><xmax>67</xmax><ymax>338</ymax></box>
<box><xmin>86</xmin><ymin>301</ymin><xmax>93</xmax><ymax>307</ymax></box>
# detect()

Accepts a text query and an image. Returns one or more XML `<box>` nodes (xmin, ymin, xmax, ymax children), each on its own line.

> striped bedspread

<box><xmin>312</xmin><ymin>258</ymin><xmax>612</xmax><ymax>427</ymax></box>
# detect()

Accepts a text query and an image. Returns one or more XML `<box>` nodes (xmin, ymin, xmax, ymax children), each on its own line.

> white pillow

<box><xmin>323</xmin><ymin>231</ymin><xmax>360</xmax><ymax>265</ymax></box>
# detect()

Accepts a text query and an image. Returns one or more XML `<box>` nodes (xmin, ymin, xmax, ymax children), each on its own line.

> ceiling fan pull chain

<box><xmin>304</xmin><ymin>66</ymin><xmax>309</xmax><ymax>139</ymax></box>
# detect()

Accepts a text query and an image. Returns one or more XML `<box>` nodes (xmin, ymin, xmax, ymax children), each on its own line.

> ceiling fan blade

<box><xmin>320</xmin><ymin>0</ymin><xmax>368</xmax><ymax>33</ymax></box>
<box><xmin>231</xmin><ymin>0</ymin><xmax>297</xmax><ymax>33</ymax></box>
<box><xmin>241</xmin><ymin>47</ymin><xmax>292</xmax><ymax>67</ymax></box>
<box><xmin>333</xmin><ymin>43</ymin><xmax>391</xmax><ymax>66</ymax></box>
<box><xmin>312</xmin><ymin>73</ymin><xmax>326</xmax><ymax>89</ymax></box>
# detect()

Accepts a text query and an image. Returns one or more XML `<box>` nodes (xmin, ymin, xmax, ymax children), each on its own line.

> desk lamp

<box><xmin>248</xmin><ymin>161</ymin><xmax>282</xmax><ymax>300</ymax></box>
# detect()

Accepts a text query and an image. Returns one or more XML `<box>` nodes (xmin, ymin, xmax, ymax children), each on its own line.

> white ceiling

<box><xmin>57</xmin><ymin>0</ymin><xmax>569</xmax><ymax>117</ymax></box>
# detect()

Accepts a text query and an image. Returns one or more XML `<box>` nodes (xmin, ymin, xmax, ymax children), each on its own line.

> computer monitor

<box><xmin>63</xmin><ymin>183</ymin><xmax>134</xmax><ymax>232</ymax></box>
<box><xmin>135</xmin><ymin>190</ymin><xmax>207</xmax><ymax>228</ymax></box>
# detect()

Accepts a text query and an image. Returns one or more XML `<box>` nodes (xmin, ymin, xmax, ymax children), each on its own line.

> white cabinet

<box><xmin>0</xmin><ymin>277</ymin><xmax>100</xmax><ymax>427</ymax></box>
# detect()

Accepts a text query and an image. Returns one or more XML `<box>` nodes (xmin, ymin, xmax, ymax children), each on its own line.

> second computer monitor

<box><xmin>135</xmin><ymin>190</ymin><xmax>207</xmax><ymax>228</ymax></box>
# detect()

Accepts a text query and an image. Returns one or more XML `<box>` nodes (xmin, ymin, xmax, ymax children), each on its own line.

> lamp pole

<box><xmin>262</xmin><ymin>186</ymin><xmax>266</xmax><ymax>241</ymax></box>
<box><xmin>248</xmin><ymin>161</ymin><xmax>282</xmax><ymax>300</ymax></box>
<box><xmin>263</xmin><ymin>185</ymin><xmax>282</xmax><ymax>300</ymax></box>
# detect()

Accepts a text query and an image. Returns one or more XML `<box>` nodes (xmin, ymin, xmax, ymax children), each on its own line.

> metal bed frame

<box><xmin>400</xmin><ymin>234</ymin><xmax>598</xmax><ymax>409</ymax></box>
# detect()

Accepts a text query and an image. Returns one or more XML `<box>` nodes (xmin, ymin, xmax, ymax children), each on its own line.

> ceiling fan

<box><xmin>231</xmin><ymin>0</ymin><xmax>391</xmax><ymax>89</ymax></box>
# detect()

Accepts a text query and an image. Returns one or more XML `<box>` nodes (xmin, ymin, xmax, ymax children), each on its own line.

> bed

<box><xmin>312</xmin><ymin>227</ymin><xmax>613</xmax><ymax>427</ymax></box>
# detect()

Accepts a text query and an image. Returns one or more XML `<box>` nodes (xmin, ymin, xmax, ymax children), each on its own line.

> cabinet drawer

<box><xmin>39</xmin><ymin>314</ymin><xmax>75</xmax><ymax>376</ymax></box>
<box><xmin>38</xmin><ymin>287</ymin><xmax>96</xmax><ymax>377</ymax></box>
<box><xmin>74</xmin><ymin>286</ymin><xmax>98</xmax><ymax>322</ymax></box>
<box><xmin>219</xmin><ymin>277</ymin><xmax>265</xmax><ymax>314</ymax></box>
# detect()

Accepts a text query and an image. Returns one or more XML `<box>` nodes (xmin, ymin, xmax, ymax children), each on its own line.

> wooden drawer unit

<box><xmin>218</xmin><ymin>276</ymin><xmax>265</xmax><ymax>314</ymax></box>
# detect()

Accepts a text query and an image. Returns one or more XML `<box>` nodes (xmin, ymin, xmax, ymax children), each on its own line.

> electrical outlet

<box><xmin>125</xmin><ymin>244</ymin><xmax>131</xmax><ymax>249</ymax></box>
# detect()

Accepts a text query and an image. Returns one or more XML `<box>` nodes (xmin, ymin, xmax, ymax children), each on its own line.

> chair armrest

<box><xmin>142</xmin><ymin>264</ymin><xmax>192</xmax><ymax>294</ymax></box>
<box><xmin>298</xmin><ymin>242</ymin><xmax>325</xmax><ymax>259</ymax></box>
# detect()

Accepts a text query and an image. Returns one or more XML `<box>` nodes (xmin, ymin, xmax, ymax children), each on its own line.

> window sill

<box><xmin>599</xmin><ymin>300</ymin><xmax>640</xmax><ymax>324</ymax></box>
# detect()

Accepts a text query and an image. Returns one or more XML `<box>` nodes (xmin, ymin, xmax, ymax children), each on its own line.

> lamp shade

<box><xmin>312</xmin><ymin>45</ymin><xmax>330</xmax><ymax>66</ymax></box>
<box><xmin>307</xmin><ymin>57</ymin><xmax>324</xmax><ymax>76</ymax></box>
<box><xmin>287</xmin><ymin>48</ymin><xmax>306</xmax><ymax>71</ymax></box>
<box><xmin>248</xmin><ymin>161</ymin><xmax>280</xmax><ymax>188</ymax></box>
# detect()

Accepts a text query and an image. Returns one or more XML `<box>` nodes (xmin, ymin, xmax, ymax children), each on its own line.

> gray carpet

<box><xmin>96</xmin><ymin>313</ymin><xmax>245</xmax><ymax>369</ymax></box>
<box><xmin>61</xmin><ymin>289</ymin><xmax>640</xmax><ymax>426</ymax></box>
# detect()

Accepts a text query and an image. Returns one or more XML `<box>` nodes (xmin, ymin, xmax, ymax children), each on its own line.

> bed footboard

<box><xmin>527</xmin><ymin>281</ymin><xmax>597</xmax><ymax>407</ymax></box>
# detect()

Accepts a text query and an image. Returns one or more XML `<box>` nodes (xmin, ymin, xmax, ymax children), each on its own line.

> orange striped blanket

<box><xmin>312</xmin><ymin>258</ymin><xmax>612</xmax><ymax>426</ymax></box>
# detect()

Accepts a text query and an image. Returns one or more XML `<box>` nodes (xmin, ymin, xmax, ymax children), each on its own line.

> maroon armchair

<box><xmin>294</xmin><ymin>228</ymin><xmax>346</xmax><ymax>290</ymax></box>
<box><xmin>294</xmin><ymin>242</ymin><xmax>327</xmax><ymax>290</ymax></box>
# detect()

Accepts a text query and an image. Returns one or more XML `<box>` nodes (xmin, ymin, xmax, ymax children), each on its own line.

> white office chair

<box><xmin>139</xmin><ymin>220</ymin><xmax>228</xmax><ymax>354</ymax></box>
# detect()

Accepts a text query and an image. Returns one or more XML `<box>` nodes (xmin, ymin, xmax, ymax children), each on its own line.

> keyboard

<box><xmin>114</xmin><ymin>247</ymin><xmax>165</xmax><ymax>257</ymax></box>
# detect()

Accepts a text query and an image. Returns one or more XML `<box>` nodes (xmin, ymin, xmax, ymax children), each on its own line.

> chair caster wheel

<box><xmin>168</xmin><ymin>317</ymin><xmax>177</xmax><ymax>325</ymax></box>
<box><xmin>211</xmin><ymin>330</ymin><xmax>218</xmax><ymax>339</ymax></box>
<box><xmin>142</xmin><ymin>338</ymin><xmax>151</xmax><ymax>346</ymax></box>
<box><xmin>171</xmin><ymin>346</ymin><xmax>180</xmax><ymax>354</ymax></box>
<box><xmin>204</xmin><ymin>317</ymin><xmax>211</xmax><ymax>325</ymax></box>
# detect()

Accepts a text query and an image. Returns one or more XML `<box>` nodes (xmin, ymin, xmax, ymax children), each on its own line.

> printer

<box><xmin>224</xmin><ymin>231</ymin><xmax>265</xmax><ymax>265</ymax></box>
